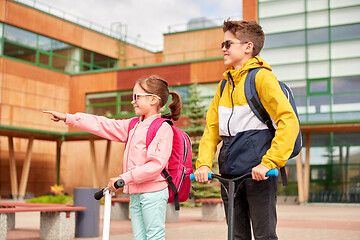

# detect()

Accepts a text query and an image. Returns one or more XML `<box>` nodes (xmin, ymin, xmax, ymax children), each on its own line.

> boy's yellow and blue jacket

<box><xmin>196</xmin><ymin>56</ymin><xmax>299</xmax><ymax>176</ymax></box>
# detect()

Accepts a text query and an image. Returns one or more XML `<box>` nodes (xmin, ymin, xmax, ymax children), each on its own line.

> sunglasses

<box><xmin>132</xmin><ymin>93</ymin><xmax>161</xmax><ymax>102</ymax></box>
<box><xmin>221</xmin><ymin>40</ymin><xmax>249</xmax><ymax>49</ymax></box>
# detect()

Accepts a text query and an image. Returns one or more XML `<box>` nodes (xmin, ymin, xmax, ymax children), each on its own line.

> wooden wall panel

<box><xmin>243</xmin><ymin>0</ymin><xmax>258</xmax><ymax>21</ymax></box>
<box><xmin>0</xmin><ymin>0</ymin><xmax>6</xmax><ymax>22</ymax></box>
<box><xmin>116</xmin><ymin>63</ymin><xmax>191</xmax><ymax>91</ymax></box>
<box><xmin>69</xmin><ymin>71</ymin><xmax>117</xmax><ymax>114</ymax></box>
<box><xmin>125</xmin><ymin>44</ymin><xmax>159</xmax><ymax>67</ymax></box>
<box><xmin>1</xmin><ymin>58</ymin><xmax>70</xmax><ymax>130</ymax></box>
<box><xmin>0</xmin><ymin>57</ymin><xmax>72</xmax><ymax>197</ymax></box>
<box><xmin>6</xmin><ymin>1</ymin><xmax>83</xmax><ymax>46</ymax></box>
<box><xmin>190</xmin><ymin>59</ymin><xmax>225</xmax><ymax>84</ymax></box>
<box><xmin>81</xmin><ymin>30</ymin><xmax>119</xmax><ymax>59</ymax></box>
<box><xmin>163</xmin><ymin>28</ymin><xmax>223</xmax><ymax>62</ymax></box>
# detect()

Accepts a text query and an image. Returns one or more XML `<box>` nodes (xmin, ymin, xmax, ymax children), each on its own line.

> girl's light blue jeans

<box><xmin>129</xmin><ymin>187</ymin><xmax>169</xmax><ymax>240</ymax></box>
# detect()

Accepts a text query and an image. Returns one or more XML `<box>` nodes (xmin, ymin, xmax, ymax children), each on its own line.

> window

<box><xmin>1</xmin><ymin>23</ymin><xmax>117</xmax><ymax>73</ymax></box>
<box><xmin>85</xmin><ymin>83</ymin><xmax>219</xmax><ymax>118</ymax></box>
<box><xmin>263</xmin><ymin>30</ymin><xmax>305</xmax><ymax>48</ymax></box>
<box><xmin>86</xmin><ymin>91</ymin><xmax>133</xmax><ymax>118</ymax></box>
<box><xmin>331</xmin><ymin>23</ymin><xmax>360</xmax><ymax>41</ymax></box>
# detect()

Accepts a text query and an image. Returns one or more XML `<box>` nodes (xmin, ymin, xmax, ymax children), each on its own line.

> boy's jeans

<box><xmin>221</xmin><ymin>176</ymin><xmax>278</xmax><ymax>240</ymax></box>
<box><xmin>129</xmin><ymin>188</ymin><xmax>169</xmax><ymax>240</ymax></box>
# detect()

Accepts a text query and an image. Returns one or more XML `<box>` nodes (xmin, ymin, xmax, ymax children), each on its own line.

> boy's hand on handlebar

<box><xmin>194</xmin><ymin>165</ymin><xmax>212</xmax><ymax>184</ymax></box>
<box><xmin>252</xmin><ymin>164</ymin><xmax>270</xmax><ymax>181</ymax></box>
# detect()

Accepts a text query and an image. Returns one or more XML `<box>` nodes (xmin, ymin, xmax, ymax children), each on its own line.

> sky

<box><xmin>39</xmin><ymin>0</ymin><xmax>243</xmax><ymax>51</ymax></box>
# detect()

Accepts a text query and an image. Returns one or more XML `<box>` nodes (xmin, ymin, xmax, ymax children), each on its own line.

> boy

<box><xmin>194</xmin><ymin>20</ymin><xmax>299</xmax><ymax>239</ymax></box>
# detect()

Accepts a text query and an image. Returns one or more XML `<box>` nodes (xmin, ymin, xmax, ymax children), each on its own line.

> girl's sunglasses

<box><xmin>221</xmin><ymin>40</ymin><xmax>249</xmax><ymax>49</ymax></box>
<box><xmin>133</xmin><ymin>93</ymin><xmax>161</xmax><ymax>102</ymax></box>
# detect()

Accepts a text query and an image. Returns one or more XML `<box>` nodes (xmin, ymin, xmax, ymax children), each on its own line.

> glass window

<box><xmin>86</xmin><ymin>91</ymin><xmax>134</xmax><ymax>118</ymax></box>
<box><xmin>309</xmin><ymin>95</ymin><xmax>330</xmax><ymax>113</ymax></box>
<box><xmin>309</xmin><ymin>79</ymin><xmax>329</xmax><ymax>93</ymax></box>
<box><xmin>310</xmin><ymin>146</ymin><xmax>332</xmax><ymax>164</ymax></box>
<box><xmin>333</xmin><ymin>112</ymin><xmax>360</xmax><ymax>121</ymax></box>
<box><xmin>307</xmin><ymin>28</ymin><xmax>329</xmax><ymax>44</ymax></box>
<box><xmin>264</xmin><ymin>31</ymin><xmax>305</xmax><ymax>49</ymax></box>
<box><xmin>38</xmin><ymin>35</ymin><xmax>52</xmax><ymax>51</ymax></box>
<box><xmin>333</xmin><ymin>76</ymin><xmax>360</xmax><ymax>93</ymax></box>
<box><xmin>4</xmin><ymin>24</ymin><xmax>37</xmax><ymax>48</ymax></box>
<box><xmin>3</xmin><ymin>41</ymin><xmax>36</xmax><ymax>64</ymax></box>
<box><xmin>93</xmin><ymin>52</ymin><xmax>117</xmax><ymax>69</ymax></box>
<box><xmin>334</xmin><ymin>133</ymin><xmax>360</xmax><ymax>146</ymax></box>
<box><xmin>311</xmin><ymin>165</ymin><xmax>330</xmax><ymax>182</ymax></box>
<box><xmin>38</xmin><ymin>52</ymin><xmax>50</xmax><ymax>66</ymax></box>
<box><xmin>0</xmin><ymin>23</ymin><xmax>2</xmax><ymax>54</ymax></box>
<box><xmin>119</xmin><ymin>92</ymin><xmax>133</xmax><ymax>115</ymax></box>
<box><xmin>2</xmin><ymin>23</ymin><xmax>117</xmax><ymax>73</ymax></box>
<box><xmin>331</xmin><ymin>23</ymin><xmax>360</xmax><ymax>41</ymax></box>
<box><xmin>332</xmin><ymin>94</ymin><xmax>360</xmax><ymax>113</ymax></box>
<box><xmin>349</xmin><ymin>146</ymin><xmax>360</xmax><ymax>164</ymax></box>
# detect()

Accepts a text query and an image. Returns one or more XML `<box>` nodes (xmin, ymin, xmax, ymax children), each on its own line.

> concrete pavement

<box><xmin>5</xmin><ymin>203</ymin><xmax>360</xmax><ymax>240</ymax></box>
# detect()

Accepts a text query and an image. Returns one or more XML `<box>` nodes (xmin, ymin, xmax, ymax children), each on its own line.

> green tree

<box><xmin>182</xmin><ymin>83</ymin><xmax>206</xmax><ymax>168</ymax></box>
<box><xmin>182</xmin><ymin>83</ymin><xmax>221</xmax><ymax>201</ymax></box>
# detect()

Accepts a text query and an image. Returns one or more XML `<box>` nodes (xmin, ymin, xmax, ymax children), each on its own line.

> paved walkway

<box><xmin>5</xmin><ymin>203</ymin><xmax>360</xmax><ymax>240</ymax></box>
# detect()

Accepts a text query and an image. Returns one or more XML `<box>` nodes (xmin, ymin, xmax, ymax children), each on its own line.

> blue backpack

<box><xmin>221</xmin><ymin>68</ymin><xmax>302</xmax><ymax>185</ymax></box>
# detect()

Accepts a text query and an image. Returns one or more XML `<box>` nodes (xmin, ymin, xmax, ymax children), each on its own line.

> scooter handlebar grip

<box><xmin>265</xmin><ymin>168</ymin><xmax>279</xmax><ymax>177</ymax></box>
<box><xmin>190</xmin><ymin>173</ymin><xmax>213</xmax><ymax>181</ymax></box>
<box><xmin>114</xmin><ymin>179</ymin><xmax>125</xmax><ymax>189</ymax></box>
<box><xmin>94</xmin><ymin>188</ymin><xmax>105</xmax><ymax>200</ymax></box>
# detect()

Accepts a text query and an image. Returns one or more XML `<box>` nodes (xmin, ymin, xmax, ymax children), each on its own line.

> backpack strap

<box><xmin>145</xmin><ymin>118</ymin><xmax>181</xmax><ymax>210</ymax></box>
<box><xmin>127</xmin><ymin>117</ymin><xmax>140</xmax><ymax>135</ymax></box>
<box><xmin>245</xmin><ymin>68</ymin><xmax>276</xmax><ymax>135</ymax></box>
<box><xmin>244</xmin><ymin>68</ymin><xmax>288</xmax><ymax>186</ymax></box>
<box><xmin>220</xmin><ymin>78</ymin><xmax>227</xmax><ymax>96</ymax></box>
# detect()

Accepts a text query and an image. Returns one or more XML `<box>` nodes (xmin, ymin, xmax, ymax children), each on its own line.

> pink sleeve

<box><xmin>65</xmin><ymin>113</ymin><xmax>131</xmax><ymax>142</ymax></box>
<box><xmin>120</xmin><ymin>123</ymin><xmax>173</xmax><ymax>184</ymax></box>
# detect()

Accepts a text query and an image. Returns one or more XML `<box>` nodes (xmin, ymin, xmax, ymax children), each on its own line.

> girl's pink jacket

<box><xmin>66</xmin><ymin>113</ymin><xmax>173</xmax><ymax>194</ymax></box>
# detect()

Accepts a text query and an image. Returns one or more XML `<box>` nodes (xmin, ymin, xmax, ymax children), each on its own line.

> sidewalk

<box><xmin>6</xmin><ymin>203</ymin><xmax>360</xmax><ymax>240</ymax></box>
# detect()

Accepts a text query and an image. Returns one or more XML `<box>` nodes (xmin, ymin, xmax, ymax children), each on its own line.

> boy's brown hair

<box><xmin>223</xmin><ymin>20</ymin><xmax>265</xmax><ymax>57</ymax></box>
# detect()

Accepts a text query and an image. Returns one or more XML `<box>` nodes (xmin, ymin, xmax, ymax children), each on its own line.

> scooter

<box><xmin>190</xmin><ymin>169</ymin><xmax>278</xmax><ymax>240</ymax></box>
<box><xmin>94</xmin><ymin>179</ymin><xmax>125</xmax><ymax>240</ymax></box>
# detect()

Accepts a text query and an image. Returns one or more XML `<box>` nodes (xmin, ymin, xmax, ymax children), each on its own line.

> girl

<box><xmin>44</xmin><ymin>75</ymin><xmax>182</xmax><ymax>240</ymax></box>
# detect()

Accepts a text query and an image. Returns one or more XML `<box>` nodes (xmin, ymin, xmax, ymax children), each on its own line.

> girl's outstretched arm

<box><xmin>43</xmin><ymin>111</ymin><xmax>66</xmax><ymax>122</ymax></box>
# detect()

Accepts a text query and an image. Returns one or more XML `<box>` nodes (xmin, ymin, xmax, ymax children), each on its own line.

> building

<box><xmin>0</xmin><ymin>0</ymin><xmax>359</xmax><ymax>203</ymax></box>
<box><xmin>257</xmin><ymin>0</ymin><xmax>360</xmax><ymax>203</ymax></box>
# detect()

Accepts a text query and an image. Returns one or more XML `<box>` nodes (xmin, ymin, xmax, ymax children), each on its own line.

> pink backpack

<box><xmin>128</xmin><ymin>117</ymin><xmax>193</xmax><ymax>210</ymax></box>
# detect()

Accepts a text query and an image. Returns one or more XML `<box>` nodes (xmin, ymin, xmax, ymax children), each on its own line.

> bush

<box><xmin>26</xmin><ymin>195</ymin><xmax>73</xmax><ymax>204</ymax></box>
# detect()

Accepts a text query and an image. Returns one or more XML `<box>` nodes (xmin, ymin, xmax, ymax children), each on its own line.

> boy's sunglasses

<box><xmin>221</xmin><ymin>40</ymin><xmax>249</xmax><ymax>49</ymax></box>
<box><xmin>133</xmin><ymin>93</ymin><xmax>161</xmax><ymax>102</ymax></box>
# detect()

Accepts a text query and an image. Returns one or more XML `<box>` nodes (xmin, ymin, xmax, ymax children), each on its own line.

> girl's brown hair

<box><xmin>136</xmin><ymin>75</ymin><xmax>182</xmax><ymax>121</ymax></box>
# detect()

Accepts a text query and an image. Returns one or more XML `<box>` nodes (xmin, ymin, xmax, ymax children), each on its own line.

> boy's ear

<box><xmin>245</xmin><ymin>42</ymin><xmax>254</xmax><ymax>54</ymax></box>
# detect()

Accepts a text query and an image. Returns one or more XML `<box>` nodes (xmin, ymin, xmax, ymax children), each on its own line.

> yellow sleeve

<box><xmin>196</xmin><ymin>83</ymin><xmax>223</xmax><ymax>170</ymax></box>
<box><xmin>255</xmin><ymin>69</ymin><xmax>300</xmax><ymax>169</ymax></box>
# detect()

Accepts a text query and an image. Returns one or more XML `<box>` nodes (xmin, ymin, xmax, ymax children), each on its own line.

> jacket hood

<box><xmin>223</xmin><ymin>56</ymin><xmax>272</xmax><ymax>82</ymax></box>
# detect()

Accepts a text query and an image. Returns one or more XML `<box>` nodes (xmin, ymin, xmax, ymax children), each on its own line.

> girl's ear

<box><xmin>149</xmin><ymin>95</ymin><xmax>160</xmax><ymax>106</ymax></box>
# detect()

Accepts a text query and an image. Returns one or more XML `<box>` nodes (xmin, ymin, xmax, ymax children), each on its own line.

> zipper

<box><xmin>125</xmin><ymin>121</ymin><xmax>140</xmax><ymax>192</ymax></box>
<box><xmin>227</xmin><ymin>72</ymin><xmax>235</xmax><ymax>140</ymax></box>
<box><xmin>177</xmin><ymin>133</ymin><xmax>190</xmax><ymax>191</ymax></box>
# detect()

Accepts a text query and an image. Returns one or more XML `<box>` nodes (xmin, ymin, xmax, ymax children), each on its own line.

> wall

<box><xmin>163</xmin><ymin>27</ymin><xmax>223</xmax><ymax>62</ymax></box>
<box><xmin>0</xmin><ymin>57</ymin><xmax>70</xmax><ymax>196</ymax></box>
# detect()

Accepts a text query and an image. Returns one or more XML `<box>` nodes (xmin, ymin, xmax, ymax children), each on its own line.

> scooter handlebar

<box><xmin>190</xmin><ymin>168</ymin><xmax>278</xmax><ymax>181</ymax></box>
<box><xmin>93</xmin><ymin>179</ymin><xmax>125</xmax><ymax>200</ymax></box>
